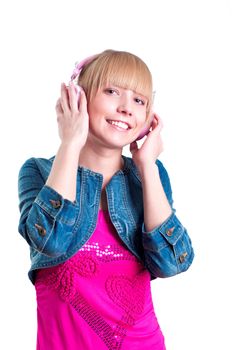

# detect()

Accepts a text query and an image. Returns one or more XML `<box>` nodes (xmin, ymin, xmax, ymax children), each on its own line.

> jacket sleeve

<box><xmin>142</xmin><ymin>160</ymin><xmax>194</xmax><ymax>278</ymax></box>
<box><xmin>18</xmin><ymin>157</ymin><xmax>79</xmax><ymax>257</ymax></box>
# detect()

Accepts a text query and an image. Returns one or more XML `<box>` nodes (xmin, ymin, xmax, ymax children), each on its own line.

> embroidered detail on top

<box><xmin>39</xmin><ymin>254</ymin><xmax>98</xmax><ymax>302</ymax></box>
<box><xmin>36</xmin><ymin>240</ymin><xmax>149</xmax><ymax>349</ymax></box>
<box><xmin>79</xmin><ymin>242</ymin><xmax>137</xmax><ymax>263</ymax></box>
<box><xmin>38</xmin><ymin>270</ymin><xmax>148</xmax><ymax>350</ymax></box>
<box><xmin>74</xmin><ymin>254</ymin><xmax>97</xmax><ymax>277</ymax></box>
<box><xmin>105</xmin><ymin>272</ymin><xmax>148</xmax><ymax>326</ymax></box>
<box><xmin>44</xmin><ymin>264</ymin><xmax>76</xmax><ymax>302</ymax></box>
<box><xmin>70</xmin><ymin>291</ymin><xmax>127</xmax><ymax>350</ymax></box>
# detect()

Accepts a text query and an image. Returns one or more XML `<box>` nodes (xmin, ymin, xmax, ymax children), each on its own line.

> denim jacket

<box><xmin>18</xmin><ymin>155</ymin><xmax>194</xmax><ymax>284</ymax></box>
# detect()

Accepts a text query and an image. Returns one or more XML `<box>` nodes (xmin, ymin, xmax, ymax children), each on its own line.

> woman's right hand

<box><xmin>55</xmin><ymin>82</ymin><xmax>89</xmax><ymax>149</ymax></box>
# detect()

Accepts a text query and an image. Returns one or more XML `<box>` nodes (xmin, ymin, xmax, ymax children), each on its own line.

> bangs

<box><xmin>78</xmin><ymin>50</ymin><xmax>153</xmax><ymax>112</ymax></box>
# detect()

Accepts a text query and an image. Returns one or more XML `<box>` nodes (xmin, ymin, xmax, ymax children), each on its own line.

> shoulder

<box><xmin>18</xmin><ymin>155</ymin><xmax>55</xmax><ymax>181</ymax></box>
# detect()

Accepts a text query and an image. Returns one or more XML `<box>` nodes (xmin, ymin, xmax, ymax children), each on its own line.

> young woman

<box><xmin>18</xmin><ymin>49</ymin><xmax>194</xmax><ymax>349</ymax></box>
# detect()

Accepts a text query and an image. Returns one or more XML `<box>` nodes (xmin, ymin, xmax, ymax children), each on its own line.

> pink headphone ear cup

<box><xmin>135</xmin><ymin>114</ymin><xmax>154</xmax><ymax>140</ymax></box>
<box><xmin>135</xmin><ymin>128</ymin><xmax>149</xmax><ymax>141</ymax></box>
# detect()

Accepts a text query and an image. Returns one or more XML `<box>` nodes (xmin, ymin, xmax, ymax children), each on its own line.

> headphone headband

<box><xmin>70</xmin><ymin>54</ymin><xmax>98</xmax><ymax>81</ymax></box>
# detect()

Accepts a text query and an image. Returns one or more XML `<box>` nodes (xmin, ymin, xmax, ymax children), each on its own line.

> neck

<box><xmin>78</xmin><ymin>143</ymin><xmax>124</xmax><ymax>177</ymax></box>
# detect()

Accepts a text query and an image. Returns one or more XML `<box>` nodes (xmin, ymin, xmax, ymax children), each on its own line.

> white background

<box><xmin>0</xmin><ymin>0</ymin><xmax>232</xmax><ymax>349</ymax></box>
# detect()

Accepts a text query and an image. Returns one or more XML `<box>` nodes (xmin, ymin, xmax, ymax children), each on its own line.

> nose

<box><xmin>117</xmin><ymin>95</ymin><xmax>133</xmax><ymax>116</ymax></box>
<box><xmin>117</xmin><ymin>107</ymin><xmax>132</xmax><ymax>116</ymax></box>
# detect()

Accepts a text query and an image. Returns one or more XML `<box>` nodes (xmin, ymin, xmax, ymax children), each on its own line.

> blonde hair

<box><xmin>78</xmin><ymin>50</ymin><xmax>153</xmax><ymax>114</ymax></box>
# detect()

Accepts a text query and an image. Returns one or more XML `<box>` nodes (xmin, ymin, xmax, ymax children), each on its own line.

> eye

<box><xmin>134</xmin><ymin>97</ymin><xmax>146</xmax><ymax>105</ymax></box>
<box><xmin>104</xmin><ymin>88</ymin><xmax>118</xmax><ymax>95</ymax></box>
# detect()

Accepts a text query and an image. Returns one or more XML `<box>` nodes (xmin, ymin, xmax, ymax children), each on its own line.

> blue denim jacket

<box><xmin>18</xmin><ymin>155</ymin><xmax>194</xmax><ymax>284</ymax></box>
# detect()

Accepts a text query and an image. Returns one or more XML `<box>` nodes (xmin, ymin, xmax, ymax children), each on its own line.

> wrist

<box><xmin>58</xmin><ymin>142</ymin><xmax>81</xmax><ymax>164</ymax></box>
<box><xmin>60</xmin><ymin>140</ymin><xmax>82</xmax><ymax>152</ymax></box>
<box><xmin>137</xmin><ymin>162</ymin><xmax>159</xmax><ymax>177</ymax></box>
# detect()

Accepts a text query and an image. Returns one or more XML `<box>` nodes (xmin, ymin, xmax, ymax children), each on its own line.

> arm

<box><xmin>46</xmin><ymin>82</ymin><xmax>89</xmax><ymax>201</ymax></box>
<box><xmin>45</xmin><ymin>142</ymin><xmax>80</xmax><ymax>202</ymax></box>
<box><xmin>130</xmin><ymin>114</ymin><xmax>194</xmax><ymax>278</ymax></box>
<box><xmin>18</xmin><ymin>157</ymin><xmax>79</xmax><ymax>256</ymax></box>
<box><xmin>139</xmin><ymin>162</ymin><xmax>172</xmax><ymax>232</ymax></box>
<box><xmin>18</xmin><ymin>83</ymin><xmax>89</xmax><ymax>256</ymax></box>
<box><xmin>141</xmin><ymin>159</ymin><xmax>194</xmax><ymax>278</ymax></box>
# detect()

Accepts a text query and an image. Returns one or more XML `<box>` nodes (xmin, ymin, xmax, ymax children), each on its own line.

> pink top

<box><xmin>35</xmin><ymin>210</ymin><xmax>166</xmax><ymax>350</ymax></box>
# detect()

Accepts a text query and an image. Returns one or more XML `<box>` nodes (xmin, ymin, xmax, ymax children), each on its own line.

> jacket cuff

<box><xmin>35</xmin><ymin>185</ymin><xmax>78</xmax><ymax>225</ymax></box>
<box><xmin>142</xmin><ymin>212</ymin><xmax>183</xmax><ymax>250</ymax></box>
<box><xmin>142</xmin><ymin>212</ymin><xmax>194</xmax><ymax>278</ymax></box>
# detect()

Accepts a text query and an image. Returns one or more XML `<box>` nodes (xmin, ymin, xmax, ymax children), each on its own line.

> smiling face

<box><xmin>78</xmin><ymin>50</ymin><xmax>153</xmax><ymax>149</ymax></box>
<box><xmin>87</xmin><ymin>85</ymin><xmax>148</xmax><ymax>149</ymax></box>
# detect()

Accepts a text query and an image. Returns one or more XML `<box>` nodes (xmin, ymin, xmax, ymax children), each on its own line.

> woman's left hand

<box><xmin>129</xmin><ymin>113</ymin><xmax>164</xmax><ymax>169</ymax></box>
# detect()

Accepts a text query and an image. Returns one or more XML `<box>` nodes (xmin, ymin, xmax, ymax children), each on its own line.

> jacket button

<box><xmin>49</xmin><ymin>199</ymin><xmax>61</xmax><ymax>209</ymax></box>
<box><xmin>166</xmin><ymin>227</ymin><xmax>175</xmax><ymax>236</ymax></box>
<box><xmin>179</xmin><ymin>252</ymin><xmax>188</xmax><ymax>263</ymax></box>
<box><xmin>35</xmin><ymin>223</ymin><xmax>46</xmax><ymax>236</ymax></box>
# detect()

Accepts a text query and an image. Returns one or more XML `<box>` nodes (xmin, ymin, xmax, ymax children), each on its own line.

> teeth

<box><xmin>108</xmin><ymin>120</ymin><xmax>129</xmax><ymax>130</ymax></box>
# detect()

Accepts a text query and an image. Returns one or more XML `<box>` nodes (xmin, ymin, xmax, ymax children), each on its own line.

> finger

<box><xmin>152</xmin><ymin>113</ymin><xmax>163</xmax><ymax>132</ymax></box>
<box><xmin>60</xmin><ymin>83</ymin><xmax>71</xmax><ymax>113</ymax></box>
<box><xmin>78</xmin><ymin>88</ymin><xmax>88</xmax><ymax>115</ymax></box>
<box><xmin>55</xmin><ymin>98</ymin><xmax>63</xmax><ymax>114</ymax></box>
<box><xmin>129</xmin><ymin>141</ymin><xmax>138</xmax><ymax>155</ymax></box>
<box><xmin>68</xmin><ymin>81</ymin><xmax>79</xmax><ymax>112</ymax></box>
